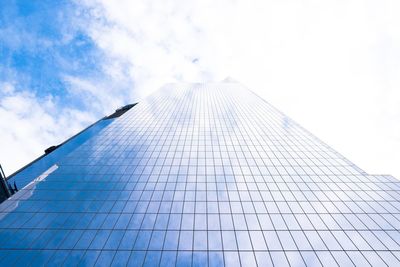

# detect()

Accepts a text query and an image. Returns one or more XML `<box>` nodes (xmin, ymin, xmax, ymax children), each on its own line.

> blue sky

<box><xmin>0</xmin><ymin>0</ymin><xmax>105</xmax><ymax>174</ymax></box>
<box><xmin>1</xmin><ymin>0</ymin><xmax>106</xmax><ymax>110</ymax></box>
<box><xmin>1</xmin><ymin>0</ymin><xmax>400</xmax><ymax>178</ymax></box>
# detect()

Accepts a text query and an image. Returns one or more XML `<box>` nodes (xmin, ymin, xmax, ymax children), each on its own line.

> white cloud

<box><xmin>0</xmin><ymin>82</ymin><xmax>95</xmax><ymax>175</ymax></box>
<box><xmin>64</xmin><ymin>75</ymin><xmax>126</xmax><ymax>113</ymax></box>
<box><xmin>75</xmin><ymin>0</ymin><xmax>400</xmax><ymax>178</ymax></box>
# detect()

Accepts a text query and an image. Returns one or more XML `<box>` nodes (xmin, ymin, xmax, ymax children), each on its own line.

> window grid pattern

<box><xmin>0</xmin><ymin>82</ymin><xmax>400</xmax><ymax>266</ymax></box>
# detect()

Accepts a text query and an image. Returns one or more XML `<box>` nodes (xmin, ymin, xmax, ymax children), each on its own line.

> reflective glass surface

<box><xmin>1</xmin><ymin>81</ymin><xmax>400</xmax><ymax>266</ymax></box>
<box><xmin>7</xmin><ymin>119</ymin><xmax>113</xmax><ymax>189</ymax></box>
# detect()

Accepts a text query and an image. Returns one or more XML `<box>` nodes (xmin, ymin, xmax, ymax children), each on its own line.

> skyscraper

<box><xmin>1</xmin><ymin>81</ymin><xmax>399</xmax><ymax>266</ymax></box>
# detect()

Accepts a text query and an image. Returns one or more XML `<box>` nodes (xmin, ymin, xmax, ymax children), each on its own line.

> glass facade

<box><xmin>1</xmin><ymin>81</ymin><xmax>400</xmax><ymax>266</ymax></box>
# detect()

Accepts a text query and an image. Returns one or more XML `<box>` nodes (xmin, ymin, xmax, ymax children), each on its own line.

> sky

<box><xmin>0</xmin><ymin>0</ymin><xmax>399</xmax><ymax>179</ymax></box>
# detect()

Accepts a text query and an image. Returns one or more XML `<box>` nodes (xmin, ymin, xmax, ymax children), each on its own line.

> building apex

<box><xmin>221</xmin><ymin>76</ymin><xmax>239</xmax><ymax>83</ymax></box>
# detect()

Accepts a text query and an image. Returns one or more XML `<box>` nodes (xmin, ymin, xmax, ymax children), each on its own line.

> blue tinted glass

<box><xmin>0</xmin><ymin>81</ymin><xmax>399</xmax><ymax>266</ymax></box>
